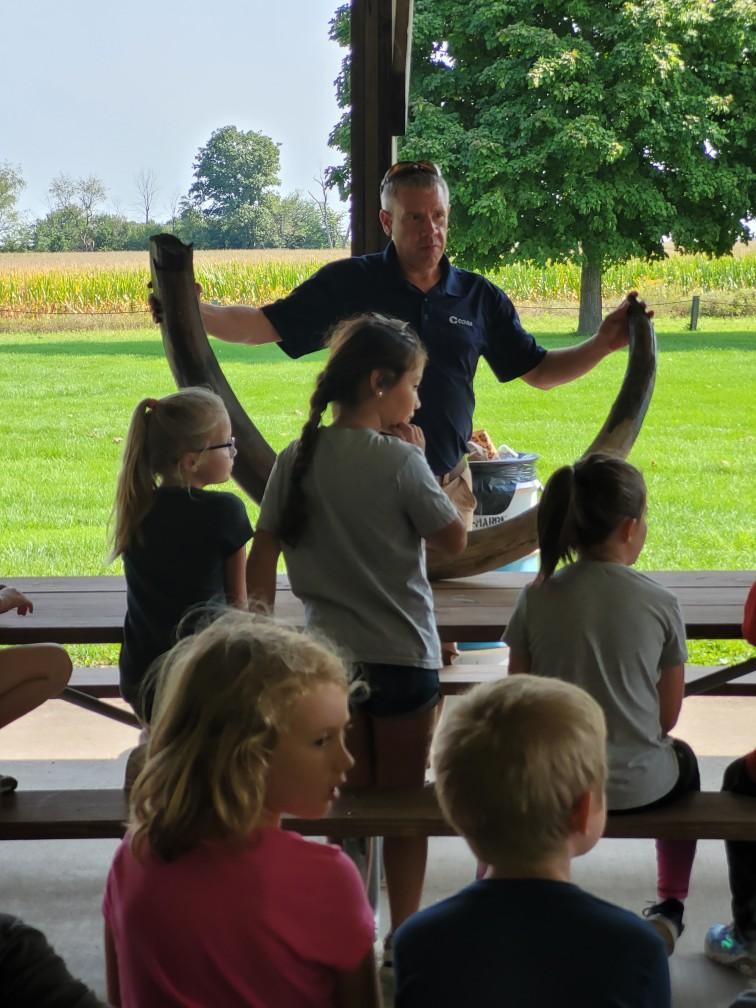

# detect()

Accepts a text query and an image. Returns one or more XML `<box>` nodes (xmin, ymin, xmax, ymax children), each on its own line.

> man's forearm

<box><xmin>522</xmin><ymin>335</ymin><xmax>608</xmax><ymax>390</ymax></box>
<box><xmin>200</xmin><ymin>302</ymin><xmax>280</xmax><ymax>346</ymax></box>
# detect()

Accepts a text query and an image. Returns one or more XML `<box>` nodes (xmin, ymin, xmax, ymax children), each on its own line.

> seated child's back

<box><xmin>394</xmin><ymin>675</ymin><xmax>670</xmax><ymax>1008</ymax></box>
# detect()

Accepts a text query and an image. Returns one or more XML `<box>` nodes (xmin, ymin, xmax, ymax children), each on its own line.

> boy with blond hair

<box><xmin>393</xmin><ymin>675</ymin><xmax>670</xmax><ymax>1007</ymax></box>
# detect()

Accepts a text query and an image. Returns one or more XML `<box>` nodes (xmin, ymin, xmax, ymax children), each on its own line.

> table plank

<box><xmin>0</xmin><ymin>571</ymin><xmax>752</xmax><ymax>645</ymax></box>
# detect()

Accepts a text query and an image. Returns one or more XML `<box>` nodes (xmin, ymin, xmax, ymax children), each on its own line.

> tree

<box><xmin>188</xmin><ymin>125</ymin><xmax>281</xmax><ymax>219</ymax></box>
<box><xmin>308</xmin><ymin>171</ymin><xmax>349</xmax><ymax>248</ymax></box>
<box><xmin>329</xmin><ymin>0</ymin><xmax>755</xmax><ymax>331</ymax></box>
<box><xmin>44</xmin><ymin>173</ymin><xmax>108</xmax><ymax>251</ymax></box>
<box><xmin>134</xmin><ymin>168</ymin><xmax>159</xmax><ymax>225</ymax></box>
<box><xmin>0</xmin><ymin>162</ymin><xmax>26</xmax><ymax>248</ymax></box>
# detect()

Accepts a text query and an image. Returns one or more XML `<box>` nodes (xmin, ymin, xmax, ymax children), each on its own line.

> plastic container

<box><xmin>470</xmin><ymin>453</ymin><xmax>540</xmax><ymax>529</ymax></box>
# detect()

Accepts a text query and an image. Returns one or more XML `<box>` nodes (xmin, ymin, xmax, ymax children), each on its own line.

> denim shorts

<box><xmin>352</xmin><ymin>663</ymin><xmax>440</xmax><ymax>718</ymax></box>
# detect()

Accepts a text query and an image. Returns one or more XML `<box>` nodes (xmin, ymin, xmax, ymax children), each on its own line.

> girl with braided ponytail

<box><xmin>110</xmin><ymin>387</ymin><xmax>252</xmax><ymax>721</ymax></box>
<box><xmin>248</xmin><ymin>312</ymin><xmax>467</xmax><ymax>956</ymax></box>
<box><xmin>505</xmin><ymin>452</ymin><xmax>699</xmax><ymax>955</ymax></box>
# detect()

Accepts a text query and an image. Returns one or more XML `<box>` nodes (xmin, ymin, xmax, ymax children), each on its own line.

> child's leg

<box><xmin>344</xmin><ymin>706</ymin><xmax>375</xmax><ymax>789</ymax></box>
<box><xmin>0</xmin><ymin>645</ymin><xmax>72</xmax><ymax>729</ymax></box>
<box><xmin>655</xmin><ymin>738</ymin><xmax>700</xmax><ymax>901</ymax></box>
<box><xmin>373</xmin><ymin>703</ymin><xmax>437</xmax><ymax>932</ymax></box>
<box><xmin>722</xmin><ymin>754</ymin><xmax>756</xmax><ymax>944</ymax></box>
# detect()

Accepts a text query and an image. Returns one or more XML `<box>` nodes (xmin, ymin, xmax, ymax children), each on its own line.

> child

<box><xmin>0</xmin><ymin>584</ymin><xmax>72</xmax><ymax>793</ymax></box>
<box><xmin>393</xmin><ymin>675</ymin><xmax>670</xmax><ymax>1007</ymax></box>
<box><xmin>705</xmin><ymin>580</ymin><xmax>756</xmax><ymax>977</ymax></box>
<box><xmin>103</xmin><ymin>609</ymin><xmax>379</xmax><ymax>1008</ymax></box>
<box><xmin>0</xmin><ymin>912</ymin><xmax>104</xmax><ymax>1006</ymax></box>
<box><xmin>110</xmin><ymin>388</ymin><xmax>252</xmax><ymax>721</ymax></box>
<box><xmin>504</xmin><ymin>452</ymin><xmax>698</xmax><ymax>953</ymax></box>
<box><xmin>247</xmin><ymin>313</ymin><xmax>466</xmax><ymax>956</ymax></box>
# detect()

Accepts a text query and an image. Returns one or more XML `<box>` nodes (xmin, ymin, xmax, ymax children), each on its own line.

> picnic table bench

<box><xmin>2</xmin><ymin>785</ymin><xmax>756</xmax><ymax>843</ymax></box>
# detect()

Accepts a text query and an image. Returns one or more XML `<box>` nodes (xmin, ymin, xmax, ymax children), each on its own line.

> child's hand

<box><xmin>0</xmin><ymin>586</ymin><xmax>34</xmax><ymax>615</ymax></box>
<box><xmin>386</xmin><ymin>423</ymin><xmax>426</xmax><ymax>451</ymax></box>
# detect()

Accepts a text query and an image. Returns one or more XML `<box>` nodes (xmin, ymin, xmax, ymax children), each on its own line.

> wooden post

<box><xmin>351</xmin><ymin>0</ymin><xmax>395</xmax><ymax>256</ymax></box>
<box><xmin>689</xmin><ymin>295</ymin><xmax>701</xmax><ymax>331</ymax></box>
<box><xmin>350</xmin><ymin>0</ymin><xmax>413</xmax><ymax>256</ymax></box>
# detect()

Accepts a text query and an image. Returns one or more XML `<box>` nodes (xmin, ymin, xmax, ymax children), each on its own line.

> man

<box><xmin>178</xmin><ymin>161</ymin><xmax>636</xmax><ymax>524</ymax></box>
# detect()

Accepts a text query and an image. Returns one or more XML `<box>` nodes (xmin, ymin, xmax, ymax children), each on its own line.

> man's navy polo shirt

<box><xmin>262</xmin><ymin>242</ymin><xmax>546</xmax><ymax>475</ymax></box>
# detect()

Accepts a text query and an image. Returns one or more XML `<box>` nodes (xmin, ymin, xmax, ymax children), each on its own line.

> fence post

<box><xmin>689</xmin><ymin>295</ymin><xmax>700</xmax><ymax>331</ymax></box>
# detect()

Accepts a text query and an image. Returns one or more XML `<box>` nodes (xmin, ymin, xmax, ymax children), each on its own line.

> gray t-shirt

<box><xmin>258</xmin><ymin>427</ymin><xmax>459</xmax><ymax>668</ymax></box>
<box><xmin>504</xmin><ymin>561</ymin><xmax>688</xmax><ymax>809</ymax></box>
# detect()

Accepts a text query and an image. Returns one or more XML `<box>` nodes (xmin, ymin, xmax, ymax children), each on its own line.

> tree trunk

<box><xmin>578</xmin><ymin>259</ymin><xmax>603</xmax><ymax>335</ymax></box>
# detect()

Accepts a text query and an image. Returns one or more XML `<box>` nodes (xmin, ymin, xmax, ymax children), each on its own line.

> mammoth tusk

<box><xmin>150</xmin><ymin>235</ymin><xmax>656</xmax><ymax>581</ymax></box>
<box><xmin>149</xmin><ymin>234</ymin><xmax>276</xmax><ymax>503</ymax></box>
<box><xmin>427</xmin><ymin>295</ymin><xmax>656</xmax><ymax>580</ymax></box>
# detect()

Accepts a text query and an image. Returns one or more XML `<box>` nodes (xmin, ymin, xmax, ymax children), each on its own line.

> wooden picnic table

<box><xmin>0</xmin><ymin>570</ymin><xmax>751</xmax><ymax>645</ymax></box>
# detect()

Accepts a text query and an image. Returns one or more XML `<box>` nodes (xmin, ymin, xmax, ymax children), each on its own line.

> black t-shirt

<box><xmin>394</xmin><ymin>878</ymin><xmax>670</xmax><ymax>1008</ymax></box>
<box><xmin>0</xmin><ymin>914</ymin><xmax>104</xmax><ymax>1007</ymax></box>
<box><xmin>263</xmin><ymin>243</ymin><xmax>546</xmax><ymax>475</ymax></box>
<box><xmin>120</xmin><ymin>486</ymin><xmax>252</xmax><ymax>718</ymax></box>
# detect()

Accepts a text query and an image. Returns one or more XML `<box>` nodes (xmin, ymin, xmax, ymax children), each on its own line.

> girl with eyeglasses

<box><xmin>110</xmin><ymin>387</ymin><xmax>251</xmax><ymax>722</ymax></box>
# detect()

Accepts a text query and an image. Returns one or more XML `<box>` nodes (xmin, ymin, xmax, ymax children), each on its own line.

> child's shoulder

<box><xmin>260</xmin><ymin>830</ymin><xmax>365</xmax><ymax>891</ymax></box>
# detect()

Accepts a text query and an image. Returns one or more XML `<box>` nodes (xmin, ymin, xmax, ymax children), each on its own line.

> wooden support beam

<box><xmin>343</xmin><ymin>0</ymin><xmax>414</xmax><ymax>254</ymax></box>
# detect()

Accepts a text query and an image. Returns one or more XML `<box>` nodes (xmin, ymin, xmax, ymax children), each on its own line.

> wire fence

<box><xmin>0</xmin><ymin>295</ymin><xmax>753</xmax><ymax>331</ymax></box>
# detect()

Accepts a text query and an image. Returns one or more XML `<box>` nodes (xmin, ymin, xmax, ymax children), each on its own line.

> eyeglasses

<box><xmin>380</xmin><ymin>160</ymin><xmax>442</xmax><ymax>191</ymax></box>
<box><xmin>206</xmin><ymin>436</ymin><xmax>237</xmax><ymax>456</ymax></box>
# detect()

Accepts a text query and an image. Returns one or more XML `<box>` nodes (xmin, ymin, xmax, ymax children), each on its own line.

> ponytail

<box><xmin>537</xmin><ymin>453</ymin><xmax>646</xmax><ymax>581</ymax></box>
<box><xmin>537</xmin><ymin>464</ymin><xmax>578</xmax><ymax>580</ymax></box>
<box><xmin>277</xmin><ymin>313</ymin><xmax>426</xmax><ymax>547</ymax></box>
<box><xmin>277</xmin><ymin>373</ymin><xmax>332</xmax><ymax>547</ymax></box>
<box><xmin>110</xmin><ymin>399</ymin><xmax>160</xmax><ymax>559</ymax></box>
<box><xmin>110</xmin><ymin>387</ymin><xmax>228</xmax><ymax>559</ymax></box>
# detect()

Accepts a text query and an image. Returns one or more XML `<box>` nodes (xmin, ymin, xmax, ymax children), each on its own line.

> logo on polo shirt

<box><xmin>449</xmin><ymin>315</ymin><xmax>473</xmax><ymax>328</ymax></box>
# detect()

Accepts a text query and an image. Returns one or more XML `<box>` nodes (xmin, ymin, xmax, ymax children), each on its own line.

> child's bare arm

<box><xmin>426</xmin><ymin>516</ymin><xmax>467</xmax><ymax>555</ymax></box>
<box><xmin>0</xmin><ymin>586</ymin><xmax>33</xmax><ymax>615</ymax></box>
<box><xmin>223</xmin><ymin>546</ymin><xmax>247</xmax><ymax>607</ymax></box>
<box><xmin>658</xmin><ymin>663</ymin><xmax>685</xmax><ymax>734</ymax></box>
<box><xmin>246</xmin><ymin>530</ymin><xmax>281</xmax><ymax>609</ymax></box>
<box><xmin>507</xmin><ymin>648</ymin><xmax>532</xmax><ymax>675</ymax></box>
<box><xmin>334</xmin><ymin>948</ymin><xmax>382</xmax><ymax>1008</ymax></box>
<box><xmin>104</xmin><ymin>923</ymin><xmax>121</xmax><ymax>1006</ymax></box>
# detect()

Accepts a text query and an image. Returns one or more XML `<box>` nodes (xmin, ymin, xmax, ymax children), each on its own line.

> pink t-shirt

<box><xmin>103</xmin><ymin>827</ymin><xmax>374</xmax><ymax>1008</ymax></box>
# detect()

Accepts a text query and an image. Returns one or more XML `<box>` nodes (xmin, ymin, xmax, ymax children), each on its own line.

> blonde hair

<box><xmin>434</xmin><ymin>676</ymin><xmax>606</xmax><ymax>866</ymax></box>
<box><xmin>129</xmin><ymin>609</ymin><xmax>350</xmax><ymax>862</ymax></box>
<box><xmin>110</xmin><ymin>387</ymin><xmax>228</xmax><ymax>558</ymax></box>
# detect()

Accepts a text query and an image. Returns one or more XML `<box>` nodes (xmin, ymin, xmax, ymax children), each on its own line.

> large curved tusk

<box><xmin>150</xmin><ymin>234</ymin><xmax>656</xmax><ymax>581</ymax></box>
<box><xmin>149</xmin><ymin>234</ymin><xmax>276</xmax><ymax>503</ymax></box>
<box><xmin>427</xmin><ymin>296</ymin><xmax>656</xmax><ymax>580</ymax></box>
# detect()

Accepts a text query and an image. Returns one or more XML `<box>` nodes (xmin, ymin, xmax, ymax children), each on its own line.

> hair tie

<box><xmin>145</xmin><ymin>398</ymin><xmax>159</xmax><ymax>410</ymax></box>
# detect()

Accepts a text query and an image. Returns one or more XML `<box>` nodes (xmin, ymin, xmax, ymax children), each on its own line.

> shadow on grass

<box><xmin>532</xmin><ymin>331</ymin><xmax>756</xmax><ymax>352</ymax></box>
<box><xmin>0</xmin><ymin>340</ymin><xmax>310</xmax><ymax>364</ymax></box>
<box><xmin>0</xmin><ymin>332</ymin><xmax>751</xmax><ymax>359</ymax></box>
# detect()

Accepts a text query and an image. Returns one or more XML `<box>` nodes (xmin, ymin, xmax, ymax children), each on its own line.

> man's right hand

<box><xmin>147</xmin><ymin>281</ymin><xmax>202</xmax><ymax>325</ymax></box>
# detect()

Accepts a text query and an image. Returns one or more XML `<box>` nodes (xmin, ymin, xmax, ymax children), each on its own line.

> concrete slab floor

<box><xmin>2</xmin><ymin>690</ymin><xmax>755</xmax><ymax>1006</ymax></box>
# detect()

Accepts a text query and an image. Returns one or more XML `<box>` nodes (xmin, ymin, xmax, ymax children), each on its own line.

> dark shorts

<box><xmin>609</xmin><ymin>737</ymin><xmax>701</xmax><ymax>815</ymax></box>
<box><xmin>352</xmin><ymin>663</ymin><xmax>440</xmax><ymax>718</ymax></box>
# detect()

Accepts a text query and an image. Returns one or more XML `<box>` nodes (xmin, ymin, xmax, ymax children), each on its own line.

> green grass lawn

<box><xmin>0</xmin><ymin>314</ymin><xmax>753</xmax><ymax>666</ymax></box>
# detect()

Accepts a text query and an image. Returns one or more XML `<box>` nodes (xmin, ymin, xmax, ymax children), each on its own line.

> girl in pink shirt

<box><xmin>103</xmin><ymin>610</ymin><xmax>378</xmax><ymax>1008</ymax></box>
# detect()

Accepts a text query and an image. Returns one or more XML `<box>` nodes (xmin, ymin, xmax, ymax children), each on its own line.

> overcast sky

<box><xmin>1</xmin><ymin>0</ymin><xmax>345</xmax><ymax>221</ymax></box>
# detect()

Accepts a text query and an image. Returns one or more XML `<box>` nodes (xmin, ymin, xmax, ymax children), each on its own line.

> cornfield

<box><xmin>0</xmin><ymin>248</ymin><xmax>753</xmax><ymax>320</ymax></box>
